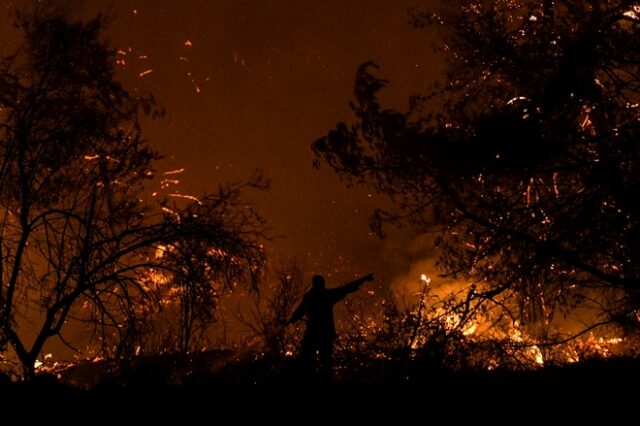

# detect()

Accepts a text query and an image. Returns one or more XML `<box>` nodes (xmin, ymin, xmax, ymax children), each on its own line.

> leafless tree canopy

<box><xmin>0</xmin><ymin>10</ymin><xmax>267</xmax><ymax>378</ymax></box>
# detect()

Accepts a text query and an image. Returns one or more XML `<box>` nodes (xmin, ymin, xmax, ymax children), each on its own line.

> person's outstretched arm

<box><xmin>286</xmin><ymin>298</ymin><xmax>307</xmax><ymax>325</ymax></box>
<box><xmin>332</xmin><ymin>273</ymin><xmax>375</xmax><ymax>302</ymax></box>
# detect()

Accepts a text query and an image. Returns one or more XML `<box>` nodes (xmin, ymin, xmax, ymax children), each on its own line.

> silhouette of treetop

<box><xmin>313</xmin><ymin>0</ymin><xmax>640</xmax><ymax>334</ymax></box>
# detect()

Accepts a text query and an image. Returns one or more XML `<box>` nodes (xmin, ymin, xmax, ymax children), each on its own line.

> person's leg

<box><xmin>318</xmin><ymin>339</ymin><xmax>333</xmax><ymax>379</ymax></box>
<box><xmin>299</xmin><ymin>338</ymin><xmax>317</xmax><ymax>376</ymax></box>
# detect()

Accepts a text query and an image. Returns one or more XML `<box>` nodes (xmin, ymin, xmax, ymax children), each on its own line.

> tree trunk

<box><xmin>20</xmin><ymin>353</ymin><xmax>36</xmax><ymax>381</ymax></box>
<box><xmin>5</xmin><ymin>328</ymin><xmax>36</xmax><ymax>380</ymax></box>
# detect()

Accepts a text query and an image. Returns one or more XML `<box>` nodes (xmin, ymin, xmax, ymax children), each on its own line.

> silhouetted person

<box><xmin>287</xmin><ymin>273</ymin><xmax>374</xmax><ymax>376</ymax></box>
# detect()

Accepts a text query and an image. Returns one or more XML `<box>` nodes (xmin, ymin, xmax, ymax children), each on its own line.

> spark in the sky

<box><xmin>139</xmin><ymin>69</ymin><xmax>154</xmax><ymax>78</ymax></box>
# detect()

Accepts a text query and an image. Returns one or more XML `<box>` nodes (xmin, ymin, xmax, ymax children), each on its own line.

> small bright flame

<box><xmin>531</xmin><ymin>345</ymin><xmax>544</xmax><ymax>365</ymax></box>
<box><xmin>155</xmin><ymin>244</ymin><xmax>167</xmax><ymax>259</ymax></box>
<box><xmin>463</xmin><ymin>323</ymin><xmax>477</xmax><ymax>336</ymax></box>
<box><xmin>624</xmin><ymin>6</ymin><xmax>640</xmax><ymax>19</ymax></box>
<box><xmin>420</xmin><ymin>274</ymin><xmax>431</xmax><ymax>284</ymax></box>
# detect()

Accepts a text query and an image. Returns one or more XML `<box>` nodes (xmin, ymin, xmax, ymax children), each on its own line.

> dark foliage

<box><xmin>313</xmin><ymin>1</ymin><xmax>640</xmax><ymax>336</ymax></box>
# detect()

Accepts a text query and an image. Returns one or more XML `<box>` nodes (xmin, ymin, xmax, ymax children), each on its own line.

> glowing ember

<box><xmin>168</xmin><ymin>193</ymin><xmax>203</xmax><ymax>204</ymax></box>
<box><xmin>161</xmin><ymin>206</ymin><xmax>181</xmax><ymax>220</ymax></box>
<box><xmin>163</xmin><ymin>168</ymin><xmax>185</xmax><ymax>175</ymax></box>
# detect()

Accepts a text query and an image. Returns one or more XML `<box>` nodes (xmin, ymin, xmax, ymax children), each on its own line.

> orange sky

<box><xmin>1</xmin><ymin>0</ymin><xmax>441</xmax><ymax>287</ymax></box>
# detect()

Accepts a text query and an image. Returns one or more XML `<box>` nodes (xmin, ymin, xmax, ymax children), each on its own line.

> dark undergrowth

<box><xmin>1</xmin><ymin>354</ymin><xmax>638</xmax><ymax>422</ymax></box>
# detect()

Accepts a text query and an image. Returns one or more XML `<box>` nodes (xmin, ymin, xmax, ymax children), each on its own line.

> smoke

<box><xmin>384</xmin><ymin>232</ymin><xmax>622</xmax><ymax>341</ymax></box>
<box><xmin>391</xmin><ymin>257</ymin><xmax>468</xmax><ymax>302</ymax></box>
<box><xmin>384</xmin><ymin>231</ymin><xmax>472</xmax><ymax>309</ymax></box>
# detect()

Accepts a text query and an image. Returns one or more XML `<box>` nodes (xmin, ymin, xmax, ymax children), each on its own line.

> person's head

<box><xmin>312</xmin><ymin>274</ymin><xmax>326</xmax><ymax>289</ymax></box>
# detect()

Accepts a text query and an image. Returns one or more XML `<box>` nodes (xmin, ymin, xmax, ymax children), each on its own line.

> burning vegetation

<box><xmin>336</xmin><ymin>272</ymin><xmax>638</xmax><ymax>377</ymax></box>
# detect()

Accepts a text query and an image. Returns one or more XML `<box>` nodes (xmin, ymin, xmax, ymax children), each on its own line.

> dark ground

<box><xmin>1</xmin><ymin>356</ymin><xmax>637</xmax><ymax>422</ymax></box>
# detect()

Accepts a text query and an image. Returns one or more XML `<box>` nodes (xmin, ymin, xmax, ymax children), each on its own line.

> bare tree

<box><xmin>239</xmin><ymin>259</ymin><xmax>306</xmax><ymax>355</ymax></box>
<box><xmin>0</xmin><ymin>9</ymin><xmax>266</xmax><ymax>378</ymax></box>
<box><xmin>141</xmin><ymin>180</ymin><xmax>268</xmax><ymax>355</ymax></box>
